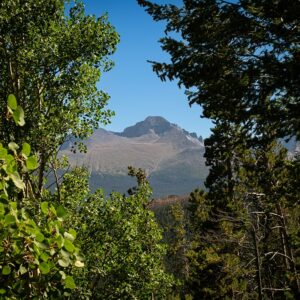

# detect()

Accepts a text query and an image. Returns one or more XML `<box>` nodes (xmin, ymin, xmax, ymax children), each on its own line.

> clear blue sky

<box><xmin>83</xmin><ymin>0</ymin><xmax>213</xmax><ymax>138</ymax></box>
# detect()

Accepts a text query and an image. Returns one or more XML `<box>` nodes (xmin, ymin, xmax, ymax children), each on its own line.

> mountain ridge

<box><xmin>115</xmin><ymin>116</ymin><xmax>204</xmax><ymax>143</ymax></box>
<box><xmin>59</xmin><ymin>117</ymin><xmax>300</xmax><ymax>197</ymax></box>
<box><xmin>60</xmin><ymin>116</ymin><xmax>207</xmax><ymax>197</ymax></box>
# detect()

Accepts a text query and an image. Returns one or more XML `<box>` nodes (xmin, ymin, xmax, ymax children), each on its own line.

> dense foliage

<box><xmin>1</xmin><ymin>98</ymin><xmax>174</xmax><ymax>299</ymax></box>
<box><xmin>0</xmin><ymin>1</ymin><xmax>174</xmax><ymax>299</ymax></box>
<box><xmin>0</xmin><ymin>96</ymin><xmax>84</xmax><ymax>298</ymax></box>
<box><xmin>138</xmin><ymin>0</ymin><xmax>300</xmax><ymax>138</ymax></box>
<box><xmin>1</xmin><ymin>0</ymin><xmax>299</xmax><ymax>298</ymax></box>
<box><xmin>59</xmin><ymin>167</ymin><xmax>173</xmax><ymax>299</ymax></box>
<box><xmin>139</xmin><ymin>0</ymin><xmax>300</xmax><ymax>299</ymax></box>
<box><xmin>0</xmin><ymin>0</ymin><xmax>119</xmax><ymax>195</ymax></box>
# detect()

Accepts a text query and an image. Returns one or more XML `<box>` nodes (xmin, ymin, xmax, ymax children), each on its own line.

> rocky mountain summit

<box><xmin>117</xmin><ymin>116</ymin><xmax>203</xmax><ymax>143</ymax></box>
<box><xmin>61</xmin><ymin>116</ymin><xmax>207</xmax><ymax>197</ymax></box>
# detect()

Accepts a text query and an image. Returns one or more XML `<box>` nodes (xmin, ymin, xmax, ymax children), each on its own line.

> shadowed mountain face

<box><xmin>60</xmin><ymin>116</ymin><xmax>207</xmax><ymax>197</ymax></box>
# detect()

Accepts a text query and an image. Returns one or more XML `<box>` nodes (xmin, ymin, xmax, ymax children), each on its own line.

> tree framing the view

<box><xmin>0</xmin><ymin>0</ymin><xmax>119</xmax><ymax>195</ymax></box>
<box><xmin>138</xmin><ymin>0</ymin><xmax>300</xmax><ymax>298</ymax></box>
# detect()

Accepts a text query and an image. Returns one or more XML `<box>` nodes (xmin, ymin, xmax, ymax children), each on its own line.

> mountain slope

<box><xmin>60</xmin><ymin>116</ymin><xmax>207</xmax><ymax>197</ymax></box>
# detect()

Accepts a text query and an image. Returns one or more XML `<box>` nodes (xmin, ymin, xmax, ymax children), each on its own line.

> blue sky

<box><xmin>83</xmin><ymin>0</ymin><xmax>213</xmax><ymax>138</ymax></box>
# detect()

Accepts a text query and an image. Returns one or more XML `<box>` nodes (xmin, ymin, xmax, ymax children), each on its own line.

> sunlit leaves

<box><xmin>4</xmin><ymin>214</ymin><xmax>16</xmax><ymax>225</ymax></box>
<box><xmin>74</xmin><ymin>260</ymin><xmax>84</xmax><ymax>267</ymax></box>
<box><xmin>58</xmin><ymin>258</ymin><xmax>70</xmax><ymax>268</ymax></box>
<box><xmin>8</xmin><ymin>142</ymin><xmax>19</xmax><ymax>153</ymax></box>
<box><xmin>39</xmin><ymin>262</ymin><xmax>50</xmax><ymax>275</ymax></box>
<box><xmin>10</xmin><ymin>173</ymin><xmax>25</xmax><ymax>189</ymax></box>
<box><xmin>40</xmin><ymin>252</ymin><xmax>49</xmax><ymax>262</ymax></box>
<box><xmin>7</xmin><ymin>94</ymin><xmax>17</xmax><ymax>110</ymax></box>
<box><xmin>0</xmin><ymin>146</ymin><xmax>7</xmax><ymax>159</ymax></box>
<box><xmin>60</xmin><ymin>168</ymin><xmax>174</xmax><ymax>298</ymax></box>
<box><xmin>22</xmin><ymin>142</ymin><xmax>31</xmax><ymax>157</ymax></box>
<box><xmin>0</xmin><ymin>289</ymin><xmax>6</xmax><ymax>295</ymax></box>
<box><xmin>0</xmin><ymin>140</ymin><xmax>38</xmax><ymax>190</ymax></box>
<box><xmin>0</xmin><ymin>139</ymin><xmax>83</xmax><ymax>298</ymax></box>
<box><xmin>64</xmin><ymin>276</ymin><xmax>76</xmax><ymax>289</ymax></box>
<box><xmin>26</xmin><ymin>155</ymin><xmax>38</xmax><ymax>170</ymax></box>
<box><xmin>1</xmin><ymin>0</ymin><xmax>119</xmax><ymax>159</ymax></box>
<box><xmin>41</xmin><ymin>202</ymin><xmax>49</xmax><ymax>215</ymax></box>
<box><xmin>64</xmin><ymin>239</ymin><xmax>75</xmax><ymax>253</ymax></box>
<box><xmin>0</xmin><ymin>0</ymin><xmax>119</xmax><ymax>296</ymax></box>
<box><xmin>64</xmin><ymin>231</ymin><xmax>75</xmax><ymax>242</ymax></box>
<box><xmin>0</xmin><ymin>195</ymin><xmax>83</xmax><ymax>296</ymax></box>
<box><xmin>6</xmin><ymin>95</ymin><xmax>25</xmax><ymax>126</ymax></box>
<box><xmin>12</xmin><ymin>106</ymin><xmax>25</xmax><ymax>126</ymax></box>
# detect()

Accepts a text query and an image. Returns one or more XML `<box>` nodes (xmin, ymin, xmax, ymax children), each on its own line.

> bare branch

<box><xmin>264</xmin><ymin>251</ymin><xmax>293</xmax><ymax>262</ymax></box>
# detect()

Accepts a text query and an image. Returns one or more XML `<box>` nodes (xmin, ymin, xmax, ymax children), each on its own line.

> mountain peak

<box><xmin>144</xmin><ymin>116</ymin><xmax>169</xmax><ymax>124</ymax></box>
<box><xmin>61</xmin><ymin>116</ymin><xmax>207</xmax><ymax>197</ymax></box>
<box><xmin>116</xmin><ymin>116</ymin><xmax>203</xmax><ymax>146</ymax></box>
<box><xmin>117</xmin><ymin>116</ymin><xmax>174</xmax><ymax>138</ymax></box>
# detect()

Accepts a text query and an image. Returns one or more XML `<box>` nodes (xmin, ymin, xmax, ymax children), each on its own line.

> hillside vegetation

<box><xmin>0</xmin><ymin>0</ymin><xmax>299</xmax><ymax>299</ymax></box>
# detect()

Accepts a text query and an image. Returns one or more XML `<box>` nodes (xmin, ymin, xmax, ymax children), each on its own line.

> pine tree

<box><xmin>138</xmin><ymin>0</ymin><xmax>300</xmax><ymax>297</ymax></box>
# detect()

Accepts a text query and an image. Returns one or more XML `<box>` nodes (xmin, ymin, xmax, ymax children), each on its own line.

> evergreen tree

<box><xmin>138</xmin><ymin>0</ymin><xmax>300</xmax><ymax>298</ymax></box>
<box><xmin>165</xmin><ymin>202</ymin><xmax>190</xmax><ymax>299</ymax></box>
<box><xmin>138</xmin><ymin>0</ymin><xmax>300</xmax><ymax>138</ymax></box>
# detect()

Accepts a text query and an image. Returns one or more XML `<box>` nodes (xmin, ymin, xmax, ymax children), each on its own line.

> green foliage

<box><xmin>0</xmin><ymin>0</ymin><xmax>119</xmax><ymax>195</ymax></box>
<box><xmin>7</xmin><ymin>94</ymin><xmax>25</xmax><ymax>126</ymax></box>
<box><xmin>0</xmin><ymin>97</ymin><xmax>38</xmax><ymax>193</ymax></box>
<box><xmin>187</xmin><ymin>188</ymin><xmax>250</xmax><ymax>299</ymax></box>
<box><xmin>0</xmin><ymin>199</ymin><xmax>83</xmax><ymax>298</ymax></box>
<box><xmin>138</xmin><ymin>0</ymin><xmax>300</xmax><ymax>139</ymax></box>
<box><xmin>0</xmin><ymin>96</ymin><xmax>83</xmax><ymax>298</ymax></box>
<box><xmin>165</xmin><ymin>201</ymin><xmax>190</xmax><ymax>298</ymax></box>
<box><xmin>0</xmin><ymin>2</ymin><xmax>177</xmax><ymax>299</ymax></box>
<box><xmin>59</xmin><ymin>167</ymin><xmax>174</xmax><ymax>299</ymax></box>
<box><xmin>139</xmin><ymin>0</ymin><xmax>300</xmax><ymax>298</ymax></box>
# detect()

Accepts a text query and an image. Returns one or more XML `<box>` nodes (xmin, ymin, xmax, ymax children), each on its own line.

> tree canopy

<box><xmin>0</xmin><ymin>0</ymin><xmax>119</xmax><ymax>194</ymax></box>
<box><xmin>0</xmin><ymin>1</ymin><xmax>175</xmax><ymax>298</ymax></box>
<box><xmin>138</xmin><ymin>0</ymin><xmax>300</xmax><ymax>298</ymax></box>
<box><xmin>138</xmin><ymin>0</ymin><xmax>300</xmax><ymax>140</ymax></box>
